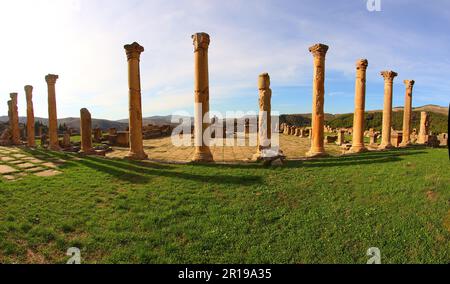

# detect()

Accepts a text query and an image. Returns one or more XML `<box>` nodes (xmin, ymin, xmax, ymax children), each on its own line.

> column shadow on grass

<box><xmin>22</xmin><ymin>148</ymin><xmax>262</xmax><ymax>185</ymax></box>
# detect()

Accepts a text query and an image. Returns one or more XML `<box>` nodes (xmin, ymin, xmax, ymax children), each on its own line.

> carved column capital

<box><xmin>380</xmin><ymin>70</ymin><xmax>398</xmax><ymax>81</ymax></box>
<box><xmin>45</xmin><ymin>74</ymin><xmax>59</xmax><ymax>84</ymax></box>
<box><xmin>258</xmin><ymin>73</ymin><xmax>271</xmax><ymax>90</ymax></box>
<box><xmin>356</xmin><ymin>59</ymin><xmax>369</xmax><ymax>71</ymax></box>
<box><xmin>404</xmin><ymin>80</ymin><xmax>415</xmax><ymax>88</ymax></box>
<box><xmin>309</xmin><ymin>43</ymin><xmax>329</xmax><ymax>58</ymax></box>
<box><xmin>192</xmin><ymin>32</ymin><xmax>210</xmax><ymax>52</ymax></box>
<box><xmin>124</xmin><ymin>42</ymin><xmax>144</xmax><ymax>61</ymax></box>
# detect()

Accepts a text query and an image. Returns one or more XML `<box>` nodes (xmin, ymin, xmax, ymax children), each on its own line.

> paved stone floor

<box><xmin>107</xmin><ymin>134</ymin><xmax>343</xmax><ymax>163</ymax></box>
<box><xmin>0</xmin><ymin>146</ymin><xmax>63</xmax><ymax>181</ymax></box>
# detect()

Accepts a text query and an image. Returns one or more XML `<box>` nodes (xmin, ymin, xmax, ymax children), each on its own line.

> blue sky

<box><xmin>0</xmin><ymin>0</ymin><xmax>449</xmax><ymax>120</ymax></box>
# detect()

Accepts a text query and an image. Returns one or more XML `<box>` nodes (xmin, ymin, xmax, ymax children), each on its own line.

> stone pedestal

<box><xmin>192</xmin><ymin>33</ymin><xmax>213</xmax><ymax>162</ymax></box>
<box><xmin>24</xmin><ymin>85</ymin><xmax>36</xmax><ymax>147</ymax></box>
<box><xmin>336</xmin><ymin>129</ymin><xmax>345</xmax><ymax>146</ymax></box>
<box><xmin>378</xmin><ymin>71</ymin><xmax>398</xmax><ymax>150</ymax></box>
<box><xmin>400</xmin><ymin>80</ymin><xmax>415</xmax><ymax>147</ymax></box>
<box><xmin>306</xmin><ymin>44</ymin><xmax>329</xmax><ymax>157</ymax></box>
<box><xmin>9</xmin><ymin>93</ymin><xmax>20</xmax><ymax>145</ymax></box>
<box><xmin>418</xmin><ymin>112</ymin><xmax>430</xmax><ymax>144</ymax></box>
<box><xmin>45</xmin><ymin>74</ymin><xmax>61</xmax><ymax>151</ymax></box>
<box><xmin>80</xmin><ymin>108</ymin><xmax>95</xmax><ymax>154</ymax></box>
<box><xmin>124</xmin><ymin>42</ymin><xmax>148</xmax><ymax>160</ymax></box>
<box><xmin>349</xmin><ymin>59</ymin><xmax>369</xmax><ymax>153</ymax></box>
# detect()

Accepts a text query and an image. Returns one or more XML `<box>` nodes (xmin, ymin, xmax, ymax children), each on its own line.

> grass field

<box><xmin>0</xmin><ymin>146</ymin><xmax>449</xmax><ymax>264</ymax></box>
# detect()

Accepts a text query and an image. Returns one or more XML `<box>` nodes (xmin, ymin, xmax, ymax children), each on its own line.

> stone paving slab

<box><xmin>0</xmin><ymin>165</ymin><xmax>20</xmax><ymax>174</ymax></box>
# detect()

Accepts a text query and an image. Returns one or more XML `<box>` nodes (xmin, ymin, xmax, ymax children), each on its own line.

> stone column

<box><xmin>253</xmin><ymin>73</ymin><xmax>272</xmax><ymax>160</ymax></box>
<box><xmin>9</xmin><ymin>93</ymin><xmax>20</xmax><ymax>145</ymax></box>
<box><xmin>192</xmin><ymin>32</ymin><xmax>213</xmax><ymax>162</ymax></box>
<box><xmin>45</xmin><ymin>74</ymin><xmax>60</xmax><ymax>151</ymax></box>
<box><xmin>418</xmin><ymin>112</ymin><xmax>430</xmax><ymax>144</ymax></box>
<box><xmin>24</xmin><ymin>85</ymin><xmax>36</xmax><ymax>147</ymax></box>
<box><xmin>124</xmin><ymin>42</ymin><xmax>148</xmax><ymax>160</ymax></box>
<box><xmin>349</xmin><ymin>59</ymin><xmax>369</xmax><ymax>153</ymax></box>
<box><xmin>307</xmin><ymin>44</ymin><xmax>329</xmax><ymax>157</ymax></box>
<box><xmin>80</xmin><ymin>108</ymin><xmax>95</xmax><ymax>154</ymax></box>
<box><xmin>400</xmin><ymin>80</ymin><xmax>415</xmax><ymax>147</ymax></box>
<box><xmin>379</xmin><ymin>71</ymin><xmax>398</xmax><ymax>150</ymax></box>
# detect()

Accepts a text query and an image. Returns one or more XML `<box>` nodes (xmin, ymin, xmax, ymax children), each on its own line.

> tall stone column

<box><xmin>124</xmin><ymin>42</ymin><xmax>148</xmax><ymax>160</ymax></box>
<box><xmin>400</xmin><ymin>80</ymin><xmax>415</xmax><ymax>147</ymax></box>
<box><xmin>307</xmin><ymin>43</ymin><xmax>329</xmax><ymax>157</ymax></box>
<box><xmin>9</xmin><ymin>93</ymin><xmax>20</xmax><ymax>145</ymax></box>
<box><xmin>379</xmin><ymin>71</ymin><xmax>398</xmax><ymax>150</ymax></box>
<box><xmin>24</xmin><ymin>85</ymin><xmax>36</xmax><ymax>147</ymax></box>
<box><xmin>349</xmin><ymin>59</ymin><xmax>369</xmax><ymax>153</ymax></box>
<box><xmin>253</xmin><ymin>73</ymin><xmax>272</xmax><ymax>160</ymax></box>
<box><xmin>45</xmin><ymin>74</ymin><xmax>61</xmax><ymax>151</ymax></box>
<box><xmin>418</xmin><ymin>112</ymin><xmax>430</xmax><ymax>144</ymax></box>
<box><xmin>192</xmin><ymin>32</ymin><xmax>213</xmax><ymax>162</ymax></box>
<box><xmin>80</xmin><ymin>108</ymin><xmax>95</xmax><ymax>154</ymax></box>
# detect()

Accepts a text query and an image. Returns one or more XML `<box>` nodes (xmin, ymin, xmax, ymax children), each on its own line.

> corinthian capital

<box><xmin>192</xmin><ymin>32</ymin><xmax>210</xmax><ymax>51</ymax></box>
<box><xmin>309</xmin><ymin>43</ymin><xmax>329</xmax><ymax>57</ymax></box>
<box><xmin>124</xmin><ymin>42</ymin><xmax>144</xmax><ymax>60</ymax></box>
<box><xmin>404</xmin><ymin>80</ymin><xmax>415</xmax><ymax>88</ymax></box>
<box><xmin>45</xmin><ymin>74</ymin><xmax>59</xmax><ymax>84</ymax></box>
<box><xmin>380</xmin><ymin>70</ymin><xmax>398</xmax><ymax>81</ymax></box>
<box><xmin>356</xmin><ymin>59</ymin><xmax>368</xmax><ymax>71</ymax></box>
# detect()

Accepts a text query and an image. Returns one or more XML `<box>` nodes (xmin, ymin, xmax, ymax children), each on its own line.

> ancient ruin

<box><xmin>192</xmin><ymin>33</ymin><xmax>213</xmax><ymax>162</ymax></box>
<box><xmin>124</xmin><ymin>42</ymin><xmax>148</xmax><ymax>160</ymax></box>
<box><xmin>253</xmin><ymin>73</ymin><xmax>272</xmax><ymax>160</ymax></box>
<box><xmin>379</xmin><ymin>71</ymin><xmax>398</xmax><ymax>150</ymax></box>
<box><xmin>349</xmin><ymin>59</ymin><xmax>369</xmax><ymax>153</ymax></box>
<box><xmin>80</xmin><ymin>108</ymin><xmax>95</xmax><ymax>155</ymax></box>
<box><xmin>400</xmin><ymin>80</ymin><xmax>415</xmax><ymax>147</ymax></box>
<box><xmin>45</xmin><ymin>74</ymin><xmax>61</xmax><ymax>151</ymax></box>
<box><xmin>306</xmin><ymin>43</ymin><xmax>329</xmax><ymax>157</ymax></box>
<box><xmin>418</xmin><ymin>112</ymin><xmax>430</xmax><ymax>144</ymax></box>
<box><xmin>9</xmin><ymin>93</ymin><xmax>20</xmax><ymax>145</ymax></box>
<box><xmin>25</xmin><ymin>85</ymin><xmax>36</xmax><ymax>147</ymax></box>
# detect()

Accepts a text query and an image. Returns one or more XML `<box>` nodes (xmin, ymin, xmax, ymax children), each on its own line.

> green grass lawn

<box><xmin>0</xmin><ymin>147</ymin><xmax>449</xmax><ymax>264</ymax></box>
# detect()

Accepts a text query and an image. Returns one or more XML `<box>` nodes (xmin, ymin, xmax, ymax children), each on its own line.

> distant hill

<box><xmin>281</xmin><ymin>105</ymin><xmax>448</xmax><ymax>134</ymax></box>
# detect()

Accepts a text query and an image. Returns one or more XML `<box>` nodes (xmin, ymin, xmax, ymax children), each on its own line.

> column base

<box><xmin>399</xmin><ymin>141</ymin><xmax>412</xmax><ymax>148</ymax></box>
<box><xmin>192</xmin><ymin>150</ymin><xmax>214</xmax><ymax>163</ymax></box>
<box><xmin>79</xmin><ymin>149</ymin><xmax>97</xmax><ymax>156</ymax></box>
<box><xmin>348</xmin><ymin>146</ymin><xmax>369</xmax><ymax>154</ymax></box>
<box><xmin>378</xmin><ymin>143</ymin><xmax>394</xmax><ymax>150</ymax></box>
<box><xmin>49</xmin><ymin>145</ymin><xmax>61</xmax><ymax>151</ymax></box>
<box><xmin>126</xmin><ymin>151</ymin><xmax>148</xmax><ymax>160</ymax></box>
<box><xmin>306</xmin><ymin>150</ymin><xmax>328</xmax><ymax>158</ymax></box>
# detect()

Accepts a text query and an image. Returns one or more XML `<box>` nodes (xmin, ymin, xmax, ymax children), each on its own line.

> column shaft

<box><xmin>307</xmin><ymin>44</ymin><xmax>329</xmax><ymax>157</ymax></box>
<box><xmin>46</xmin><ymin>74</ymin><xmax>60</xmax><ymax>151</ymax></box>
<box><xmin>25</xmin><ymin>85</ymin><xmax>36</xmax><ymax>147</ymax></box>
<box><xmin>379</xmin><ymin>71</ymin><xmax>398</xmax><ymax>150</ymax></box>
<box><xmin>124</xmin><ymin>42</ymin><xmax>148</xmax><ymax>160</ymax></box>
<box><xmin>9</xmin><ymin>93</ymin><xmax>20</xmax><ymax>145</ymax></box>
<box><xmin>80</xmin><ymin>108</ymin><xmax>95</xmax><ymax>154</ymax></box>
<box><xmin>400</xmin><ymin>80</ymin><xmax>415</xmax><ymax>147</ymax></box>
<box><xmin>192</xmin><ymin>33</ymin><xmax>213</xmax><ymax>162</ymax></box>
<box><xmin>350</xmin><ymin>59</ymin><xmax>369</xmax><ymax>153</ymax></box>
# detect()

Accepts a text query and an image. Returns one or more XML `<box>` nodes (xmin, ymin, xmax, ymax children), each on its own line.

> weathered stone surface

<box><xmin>192</xmin><ymin>33</ymin><xmax>213</xmax><ymax>162</ymax></box>
<box><xmin>80</xmin><ymin>108</ymin><xmax>95</xmax><ymax>154</ymax></box>
<box><xmin>45</xmin><ymin>74</ymin><xmax>61</xmax><ymax>151</ymax></box>
<box><xmin>418</xmin><ymin>112</ymin><xmax>430</xmax><ymax>144</ymax></box>
<box><xmin>349</xmin><ymin>59</ymin><xmax>369</xmax><ymax>153</ymax></box>
<box><xmin>0</xmin><ymin>165</ymin><xmax>19</xmax><ymax>174</ymax></box>
<box><xmin>379</xmin><ymin>70</ymin><xmax>398</xmax><ymax>150</ymax></box>
<box><xmin>124</xmin><ymin>42</ymin><xmax>148</xmax><ymax>160</ymax></box>
<box><xmin>25</xmin><ymin>85</ymin><xmax>36</xmax><ymax>147</ymax></box>
<box><xmin>9</xmin><ymin>93</ymin><xmax>20</xmax><ymax>145</ymax></box>
<box><xmin>400</xmin><ymin>80</ymin><xmax>415</xmax><ymax>147</ymax></box>
<box><xmin>306</xmin><ymin>43</ymin><xmax>329</xmax><ymax>157</ymax></box>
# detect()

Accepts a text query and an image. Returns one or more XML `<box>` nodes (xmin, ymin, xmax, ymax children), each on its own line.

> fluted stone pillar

<box><xmin>400</xmin><ymin>80</ymin><xmax>415</xmax><ymax>147</ymax></box>
<box><xmin>418</xmin><ymin>112</ymin><xmax>430</xmax><ymax>144</ymax></box>
<box><xmin>379</xmin><ymin>71</ymin><xmax>398</xmax><ymax>150</ymax></box>
<box><xmin>350</xmin><ymin>59</ymin><xmax>369</xmax><ymax>153</ymax></box>
<box><xmin>9</xmin><ymin>93</ymin><xmax>20</xmax><ymax>145</ymax></box>
<box><xmin>124</xmin><ymin>42</ymin><xmax>148</xmax><ymax>160</ymax></box>
<box><xmin>24</xmin><ymin>85</ymin><xmax>36</xmax><ymax>147</ymax></box>
<box><xmin>253</xmin><ymin>73</ymin><xmax>272</xmax><ymax>160</ymax></box>
<box><xmin>45</xmin><ymin>74</ymin><xmax>60</xmax><ymax>151</ymax></box>
<box><xmin>307</xmin><ymin>43</ymin><xmax>329</xmax><ymax>157</ymax></box>
<box><xmin>80</xmin><ymin>108</ymin><xmax>95</xmax><ymax>154</ymax></box>
<box><xmin>192</xmin><ymin>32</ymin><xmax>213</xmax><ymax>162</ymax></box>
